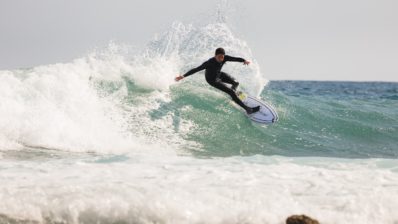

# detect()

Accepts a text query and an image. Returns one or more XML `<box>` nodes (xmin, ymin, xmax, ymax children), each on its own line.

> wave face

<box><xmin>0</xmin><ymin>21</ymin><xmax>398</xmax><ymax>224</ymax></box>
<box><xmin>191</xmin><ymin>80</ymin><xmax>398</xmax><ymax>158</ymax></box>
<box><xmin>261</xmin><ymin>81</ymin><xmax>398</xmax><ymax>158</ymax></box>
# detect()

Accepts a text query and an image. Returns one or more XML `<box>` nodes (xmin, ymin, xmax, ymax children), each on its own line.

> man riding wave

<box><xmin>175</xmin><ymin>47</ymin><xmax>260</xmax><ymax>114</ymax></box>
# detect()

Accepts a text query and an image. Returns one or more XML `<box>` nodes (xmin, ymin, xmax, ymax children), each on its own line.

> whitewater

<box><xmin>0</xmin><ymin>21</ymin><xmax>398</xmax><ymax>224</ymax></box>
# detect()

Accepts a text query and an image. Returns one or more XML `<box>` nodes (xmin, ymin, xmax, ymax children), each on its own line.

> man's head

<box><xmin>286</xmin><ymin>215</ymin><xmax>319</xmax><ymax>224</ymax></box>
<box><xmin>215</xmin><ymin>47</ymin><xmax>225</xmax><ymax>62</ymax></box>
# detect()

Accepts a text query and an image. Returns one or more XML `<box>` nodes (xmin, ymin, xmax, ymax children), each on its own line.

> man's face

<box><xmin>215</xmin><ymin>54</ymin><xmax>225</xmax><ymax>63</ymax></box>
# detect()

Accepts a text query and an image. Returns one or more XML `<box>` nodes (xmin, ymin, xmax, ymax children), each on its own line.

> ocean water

<box><xmin>0</xmin><ymin>21</ymin><xmax>398</xmax><ymax>224</ymax></box>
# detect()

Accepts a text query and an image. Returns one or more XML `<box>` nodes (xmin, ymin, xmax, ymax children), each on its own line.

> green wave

<box><xmin>149</xmin><ymin>81</ymin><xmax>398</xmax><ymax>159</ymax></box>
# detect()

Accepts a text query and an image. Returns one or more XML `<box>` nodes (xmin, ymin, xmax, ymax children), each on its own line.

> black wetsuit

<box><xmin>183</xmin><ymin>55</ymin><xmax>249</xmax><ymax>110</ymax></box>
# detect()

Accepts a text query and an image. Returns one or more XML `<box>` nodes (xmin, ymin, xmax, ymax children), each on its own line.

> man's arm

<box><xmin>224</xmin><ymin>55</ymin><xmax>245</xmax><ymax>63</ymax></box>
<box><xmin>224</xmin><ymin>55</ymin><xmax>250</xmax><ymax>65</ymax></box>
<box><xmin>182</xmin><ymin>61</ymin><xmax>208</xmax><ymax>77</ymax></box>
<box><xmin>175</xmin><ymin>61</ymin><xmax>208</xmax><ymax>81</ymax></box>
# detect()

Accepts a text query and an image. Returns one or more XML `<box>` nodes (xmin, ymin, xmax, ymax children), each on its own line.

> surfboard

<box><xmin>237</xmin><ymin>91</ymin><xmax>278</xmax><ymax>124</ymax></box>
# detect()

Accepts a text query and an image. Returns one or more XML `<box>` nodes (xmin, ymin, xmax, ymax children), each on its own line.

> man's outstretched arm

<box><xmin>224</xmin><ymin>55</ymin><xmax>250</xmax><ymax>65</ymax></box>
<box><xmin>175</xmin><ymin>61</ymin><xmax>208</xmax><ymax>81</ymax></box>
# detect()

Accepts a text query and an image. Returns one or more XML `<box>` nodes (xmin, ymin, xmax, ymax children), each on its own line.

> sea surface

<box><xmin>0</xmin><ymin>22</ymin><xmax>397</xmax><ymax>224</ymax></box>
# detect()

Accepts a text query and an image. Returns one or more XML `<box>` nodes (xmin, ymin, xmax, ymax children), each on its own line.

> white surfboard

<box><xmin>237</xmin><ymin>91</ymin><xmax>278</xmax><ymax>124</ymax></box>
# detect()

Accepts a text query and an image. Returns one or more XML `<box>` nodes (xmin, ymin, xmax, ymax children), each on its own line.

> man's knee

<box><xmin>213</xmin><ymin>83</ymin><xmax>233</xmax><ymax>94</ymax></box>
<box><xmin>220</xmin><ymin>72</ymin><xmax>236</xmax><ymax>83</ymax></box>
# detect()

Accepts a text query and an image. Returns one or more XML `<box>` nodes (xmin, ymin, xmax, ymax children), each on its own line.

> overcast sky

<box><xmin>1</xmin><ymin>0</ymin><xmax>397</xmax><ymax>81</ymax></box>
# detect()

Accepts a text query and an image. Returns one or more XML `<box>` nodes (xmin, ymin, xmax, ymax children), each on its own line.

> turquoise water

<box><xmin>150</xmin><ymin>80</ymin><xmax>398</xmax><ymax>158</ymax></box>
<box><xmin>264</xmin><ymin>81</ymin><xmax>398</xmax><ymax>158</ymax></box>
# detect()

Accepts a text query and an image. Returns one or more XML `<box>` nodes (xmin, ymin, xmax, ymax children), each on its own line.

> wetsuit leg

<box><xmin>219</xmin><ymin>72</ymin><xmax>238</xmax><ymax>85</ymax></box>
<box><xmin>209</xmin><ymin>81</ymin><xmax>248</xmax><ymax>110</ymax></box>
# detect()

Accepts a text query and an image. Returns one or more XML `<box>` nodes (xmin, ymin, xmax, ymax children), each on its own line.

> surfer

<box><xmin>175</xmin><ymin>48</ymin><xmax>260</xmax><ymax>114</ymax></box>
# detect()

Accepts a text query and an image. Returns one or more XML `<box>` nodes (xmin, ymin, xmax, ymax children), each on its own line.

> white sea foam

<box><xmin>0</xmin><ymin>153</ymin><xmax>397</xmax><ymax>224</ymax></box>
<box><xmin>150</xmin><ymin>22</ymin><xmax>268</xmax><ymax>96</ymax></box>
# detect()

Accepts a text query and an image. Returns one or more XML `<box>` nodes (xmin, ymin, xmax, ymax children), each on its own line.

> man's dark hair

<box><xmin>215</xmin><ymin>47</ymin><xmax>225</xmax><ymax>55</ymax></box>
<box><xmin>286</xmin><ymin>215</ymin><xmax>320</xmax><ymax>224</ymax></box>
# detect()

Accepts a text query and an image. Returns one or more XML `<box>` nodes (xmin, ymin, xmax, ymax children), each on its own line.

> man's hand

<box><xmin>175</xmin><ymin>75</ymin><xmax>184</xmax><ymax>82</ymax></box>
<box><xmin>243</xmin><ymin>60</ymin><xmax>250</xmax><ymax>65</ymax></box>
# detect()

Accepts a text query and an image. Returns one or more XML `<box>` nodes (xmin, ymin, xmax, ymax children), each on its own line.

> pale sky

<box><xmin>1</xmin><ymin>0</ymin><xmax>397</xmax><ymax>81</ymax></box>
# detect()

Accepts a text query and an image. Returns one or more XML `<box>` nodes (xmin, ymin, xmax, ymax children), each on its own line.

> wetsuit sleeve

<box><xmin>224</xmin><ymin>55</ymin><xmax>245</xmax><ymax>63</ymax></box>
<box><xmin>183</xmin><ymin>61</ymin><xmax>208</xmax><ymax>77</ymax></box>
